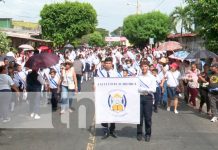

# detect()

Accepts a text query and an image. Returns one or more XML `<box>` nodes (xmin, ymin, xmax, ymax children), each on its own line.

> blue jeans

<box><xmin>154</xmin><ymin>86</ymin><xmax>161</xmax><ymax>110</ymax></box>
<box><xmin>61</xmin><ymin>86</ymin><xmax>75</xmax><ymax>110</ymax></box>
<box><xmin>162</xmin><ymin>81</ymin><xmax>168</xmax><ymax>105</ymax></box>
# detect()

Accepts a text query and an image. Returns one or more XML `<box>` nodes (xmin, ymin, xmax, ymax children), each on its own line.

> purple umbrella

<box><xmin>25</xmin><ymin>53</ymin><xmax>59</xmax><ymax>70</ymax></box>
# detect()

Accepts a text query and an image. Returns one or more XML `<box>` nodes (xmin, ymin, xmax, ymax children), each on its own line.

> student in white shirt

<box><xmin>48</xmin><ymin>68</ymin><xmax>60</xmax><ymax>111</ymax></box>
<box><xmin>137</xmin><ymin>61</ymin><xmax>156</xmax><ymax>142</ymax></box>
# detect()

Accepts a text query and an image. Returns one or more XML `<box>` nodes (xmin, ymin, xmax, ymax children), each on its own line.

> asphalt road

<box><xmin>0</xmin><ymin>79</ymin><xmax>218</xmax><ymax>150</ymax></box>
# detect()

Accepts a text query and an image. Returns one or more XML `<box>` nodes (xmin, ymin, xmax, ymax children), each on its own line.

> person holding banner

<box><xmin>96</xmin><ymin>57</ymin><xmax>119</xmax><ymax>139</ymax></box>
<box><xmin>137</xmin><ymin>61</ymin><xmax>156</xmax><ymax>142</ymax></box>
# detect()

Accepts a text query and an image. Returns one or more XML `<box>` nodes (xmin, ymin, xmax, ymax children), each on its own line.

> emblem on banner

<box><xmin>108</xmin><ymin>90</ymin><xmax>127</xmax><ymax>113</ymax></box>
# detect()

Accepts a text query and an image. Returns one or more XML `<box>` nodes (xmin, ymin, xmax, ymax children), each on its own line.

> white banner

<box><xmin>94</xmin><ymin>77</ymin><xmax>140</xmax><ymax>124</ymax></box>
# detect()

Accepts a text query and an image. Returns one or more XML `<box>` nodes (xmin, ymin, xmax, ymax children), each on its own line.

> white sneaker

<box><xmin>60</xmin><ymin>109</ymin><xmax>65</xmax><ymax>114</ymax></box>
<box><xmin>68</xmin><ymin>108</ymin><xmax>73</xmax><ymax>113</ymax></box>
<box><xmin>167</xmin><ymin>107</ymin><xmax>170</xmax><ymax>111</ymax></box>
<box><xmin>30</xmin><ymin>113</ymin><xmax>35</xmax><ymax>118</ymax></box>
<box><xmin>211</xmin><ymin>117</ymin><xmax>217</xmax><ymax>122</ymax></box>
<box><xmin>34</xmin><ymin>114</ymin><xmax>41</xmax><ymax>120</ymax></box>
<box><xmin>174</xmin><ymin>110</ymin><xmax>179</xmax><ymax>114</ymax></box>
<box><xmin>2</xmin><ymin>117</ymin><xmax>11</xmax><ymax>123</ymax></box>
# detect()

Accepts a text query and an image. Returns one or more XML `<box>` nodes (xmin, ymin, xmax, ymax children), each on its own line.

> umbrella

<box><xmin>19</xmin><ymin>44</ymin><xmax>34</xmax><ymax>50</ymax></box>
<box><xmin>0</xmin><ymin>55</ymin><xmax>15</xmax><ymax>62</ymax></box>
<box><xmin>169</xmin><ymin>50</ymin><xmax>190</xmax><ymax>61</ymax></box>
<box><xmin>25</xmin><ymin>53</ymin><xmax>59</xmax><ymax>70</ymax></box>
<box><xmin>157</xmin><ymin>41</ymin><xmax>182</xmax><ymax>51</ymax></box>
<box><xmin>64</xmin><ymin>44</ymin><xmax>74</xmax><ymax>49</ymax></box>
<box><xmin>6</xmin><ymin>51</ymin><xmax>15</xmax><ymax>57</ymax></box>
<box><xmin>38</xmin><ymin>46</ymin><xmax>49</xmax><ymax>51</ymax></box>
<box><xmin>185</xmin><ymin>49</ymin><xmax>218</xmax><ymax>60</ymax></box>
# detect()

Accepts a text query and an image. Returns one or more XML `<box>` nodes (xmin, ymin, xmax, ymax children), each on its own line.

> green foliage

<box><xmin>111</xmin><ymin>26</ymin><xmax>123</xmax><ymax>36</ymax></box>
<box><xmin>87</xmin><ymin>31</ymin><xmax>106</xmax><ymax>47</ymax></box>
<box><xmin>39</xmin><ymin>1</ymin><xmax>97</xmax><ymax>47</ymax></box>
<box><xmin>123</xmin><ymin>11</ymin><xmax>170</xmax><ymax>47</ymax></box>
<box><xmin>96</xmin><ymin>28</ymin><xmax>109</xmax><ymax>38</ymax></box>
<box><xmin>170</xmin><ymin>6</ymin><xmax>194</xmax><ymax>34</ymax></box>
<box><xmin>78</xmin><ymin>31</ymin><xmax>106</xmax><ymax>47</ymax></box>
<box><xmin>186</xmin><ymin>0</ymin><xmax>218</xmax><ymax>53</ymax></box>
<box><xmin>0</xmin><ymin>32</ymin><xmax>11</xmax><ymax>54</ymax></box>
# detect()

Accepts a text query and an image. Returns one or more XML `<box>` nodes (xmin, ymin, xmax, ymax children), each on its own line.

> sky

<box><xmin>0</xmin><ymin>0</ymin><xmax>186</xmax><ymax>32</ymax></box>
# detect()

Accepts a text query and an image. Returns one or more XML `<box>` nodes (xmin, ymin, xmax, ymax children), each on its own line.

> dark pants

<box><xmin>154</xmin><ymin>86</ymin><xmax>161</xmax><ymax>110</ymax></box>
<box><xmin>183</xmin><ymin>83</ymin><xmax>189</xmax><ymax>103</ymax></box>
<box><xmin>199</xmin><ymin>88</ymin><xmax>210</xmax><ymax>112</ymax></box>
<box><xmin>76</xmin><ymin>74</ymin><xmax>82</xmax><ymax>92</ymax></box>
<box><xmin>137</xmin><ymin>95</ymin><xmax>153</xmax><ymax>136</ymax></box>
<box><xmin>101</xmin><ymin>123</ymin><xmax>115</xmax><ymax>133</ymax></box>
<box><xmin>50</xmin><ymin>88</ymin><xmax>58</xmax><ymax>110</ymax></box>
<box><xmin>189</xmin><ymin>87</ymin><xmax>198</xmax><ymax>107</ymax></box>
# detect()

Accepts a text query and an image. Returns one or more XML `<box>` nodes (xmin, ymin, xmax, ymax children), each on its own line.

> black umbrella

<box><xmin>185</xmin><ymin>50</ymin><xmax>218</xmax><ymax>59</ymax></box>
<box><xmin>64</xmin><ymin>44</ymin><xmax>74</xmax><ymax>49</ymax></box>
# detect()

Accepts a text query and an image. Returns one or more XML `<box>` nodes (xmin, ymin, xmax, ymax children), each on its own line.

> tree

<box><xmin>78</xmin><ymin>31</ymin><xmax>106</xmax><ymax>47</ymax></box>
<box><xmin>39</xmin><ymin>1</ymin><xmax>97</xmax><ymax>47</ymax></box>
<box><xmin>186</xmin><ymin>0</ymin><xmax>218</xmax><ymax>53</ymax></box>
<box><xmin>170</xmin><ymin>6</ymin><xmax>193</xmax><ymax>35</ymax></box>
<box><xmin>88</xmin><ymin>31</ymin><xmax>106</xmax><ymax>47</ymax></box>
<box><xmin>0</xmin><ymin>32</ymin><xmax>11</xmax><ymax>54</ymax></box>
<box><xmin>111</xmin><ymin>26</ymin><xmax>123</xmax><ymax>37</ymax></box>
<box><xmin>123</xmin><ymin>11</ymin><xmax>170</xmax><ymax>47</ymax></box>
<box><xmin>96</xmin><ymin>28</ymin><xmax>109</xmax><ymax>38</ymax></box>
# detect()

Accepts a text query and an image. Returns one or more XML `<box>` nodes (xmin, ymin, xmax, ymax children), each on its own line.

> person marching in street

<box><xmin>151</xmin><ymin>68</ymin><xmax>161</xmax><ymax>113</ymax></box>
<box><xmin>137</xmin><ymin>61</ymin><xmax>156</xmax><ymax>142</ymax></box>
<box><xmin>208</xmin><ymin>63</ymin><xmax>218</xmax><ymax>122</ymax></box>
<box><xmin>48</xmin><ymin>68</ymin><xmax>60</xmax><ymax>112</ymax></box>
<box><xmin>96</xmin><ymin>57</ymin><xmax>119</xmax><ymax>139</ymax></box>
<box><xmin>161</xmin><ymin>62</ymin><xmax>182</xmax><ymax>114</ymax></box>
<box><xmin>198</xmin><ymin>64</ymin><xmax>211</xmax><ymax>116</ymax></box>
<box><xmin>73</xmin><ymin>55</ymin><xmax>84</xmax><ymax>92</ymax></box>
<box><xmin>59</xmin><ymin>59</ymin><xmax>78</xmax><ymax>114</ymax></box>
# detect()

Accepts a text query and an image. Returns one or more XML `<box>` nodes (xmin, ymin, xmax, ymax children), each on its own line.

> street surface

<box><xmin>0</xmin><ymin>80</ymin><xmax>218</xmax><ymax>150</ymax></box>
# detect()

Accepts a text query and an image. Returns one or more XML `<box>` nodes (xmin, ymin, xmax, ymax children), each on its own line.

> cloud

<box><xmin>0</xmin><ymin>0</ymin><xmax>184</xmax><ymax>31</ymax></box>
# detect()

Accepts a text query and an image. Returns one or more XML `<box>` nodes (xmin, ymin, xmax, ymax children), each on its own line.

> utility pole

<box><xmin>136</xmin><ymin>0</ymin><xmax>140</xmax><ymax>14</ymax></box>
<box><xmin>127</xmin><ymin>0</ymin><xmax>141</xmax><ymax>15</ymax></box>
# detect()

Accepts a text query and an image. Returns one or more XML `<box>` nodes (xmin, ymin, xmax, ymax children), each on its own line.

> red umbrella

<box><xmin>38</xmin><ymin>46</ymin><xmax>49</xmax><ymax>51</ymax></box>
<box><xmin>25</xmin><ymin>53</ymin><xmax>59</xmax><ymax>70</ymax></box>
<box><xmin>157</xmin><ymin>41</ymin><xmax>182</xmax><ymax>51</ymax></box>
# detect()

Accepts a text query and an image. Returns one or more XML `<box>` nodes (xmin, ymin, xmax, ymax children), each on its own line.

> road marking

<box><xmin>86</xmin><ymin>116</ymin><xmax>96</xmax><ymax>150</ymax></box>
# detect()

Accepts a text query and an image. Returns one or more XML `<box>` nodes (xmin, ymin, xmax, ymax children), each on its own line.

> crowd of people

<box><xmin>0</xmin><ymin>46</ymin><xmax>217</xmax><ymax>138</ymax></box>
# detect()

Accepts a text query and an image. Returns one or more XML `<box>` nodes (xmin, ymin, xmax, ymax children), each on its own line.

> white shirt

<box><xmin>0</xmin><ymin>74</ymin><xmax>14</xmax><ymax>90</ymax></box>
<box><xmin>165</xmin><ymin>70</ymin><xmax>181</xmax><ymax>87</ymax></box>
<box><xmin>138</xmin><ymin>72</ymin><xmax>156</xmax><ymax>94</ymax></box>
<box><xmin>97</xmin><ymin>68</ymin><xmax>119</xmax><ymax>78</ymax></box>
<box><xmin>48</xmin><ymin>74</ymin><xmax>59</xmax><ymax>89</ymax></box>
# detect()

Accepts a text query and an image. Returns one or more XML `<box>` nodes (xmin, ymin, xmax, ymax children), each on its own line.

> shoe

<box><xmin>210</xmin><ymin>117</ymin><xmax>217</xmax><ymax>122</ymax></box>
<box><xmin>167</xmin><ymin>107</ymin><xmax>170</xmax><ymax>111</ymax></box>
<box><xmin>68</xmin><ymin>108</ymin><xmax>73</xmax><ymax>113</ymax></box>
<box><xmin>110</xmin><ymin>132</ymin><xmax>117</xmax><ymax>138</ymax></box>
<box><xmin>2</xmin><ymin>117</ymin><xmax>11</xmax><ymax>123</ymax></box>
<box><xmin>154</xmin><ymin>109</ymin><xmax>158</xmax><ymax>113</ymax></box>
<box><xmin>101</xmin><ymin>132</ymin><xmax>109</xmax><ymax>140</ymax></box>
<box><xmin>137</xmin><ymin>134</ymin><xmax>142</xmax><ymax>141</ymax></box>
<box><xmin>60</xmin><ymin>109</ymin><xmax>65</xmax><ymax>114</ymax></box>
<box><xmin>174</xmin><ymin>110</ymin><xmax>179</xmax><ymax>114</ymax></box>
<box><xmin>30</xmin><ymin>113</ymin><xmax>35</xmax><ymax>118</ymax></box>
<box><xmin>145</xmin><ymin>135</ymin><xmax>151</xmax><ymax>142</ymax></box>
<box><xmin>34</xmin><ymin>114</ymin><xmax>41</xmax><ymax>120</ymax></box>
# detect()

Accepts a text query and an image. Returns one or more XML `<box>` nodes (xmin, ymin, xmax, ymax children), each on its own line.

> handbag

<box><xmin>171</xmin><ymin>72</ymin><xmax>182</xmax><ymax>93</ymax></box>
<box><xmin>65</xmin><ymin>69</ymin><xmax>75</xmax><ymax>90</ymax></box>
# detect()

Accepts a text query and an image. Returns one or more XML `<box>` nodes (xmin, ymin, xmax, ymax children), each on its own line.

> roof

<box><xmin>2</xmin><ymin>30</ymin><xmax>52</xmax><ymax>43</ymax></box>
<box><xmin>168</xmin><ymin>33</ymin><xmax>197</xmax><ymax>39</ymax></box>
